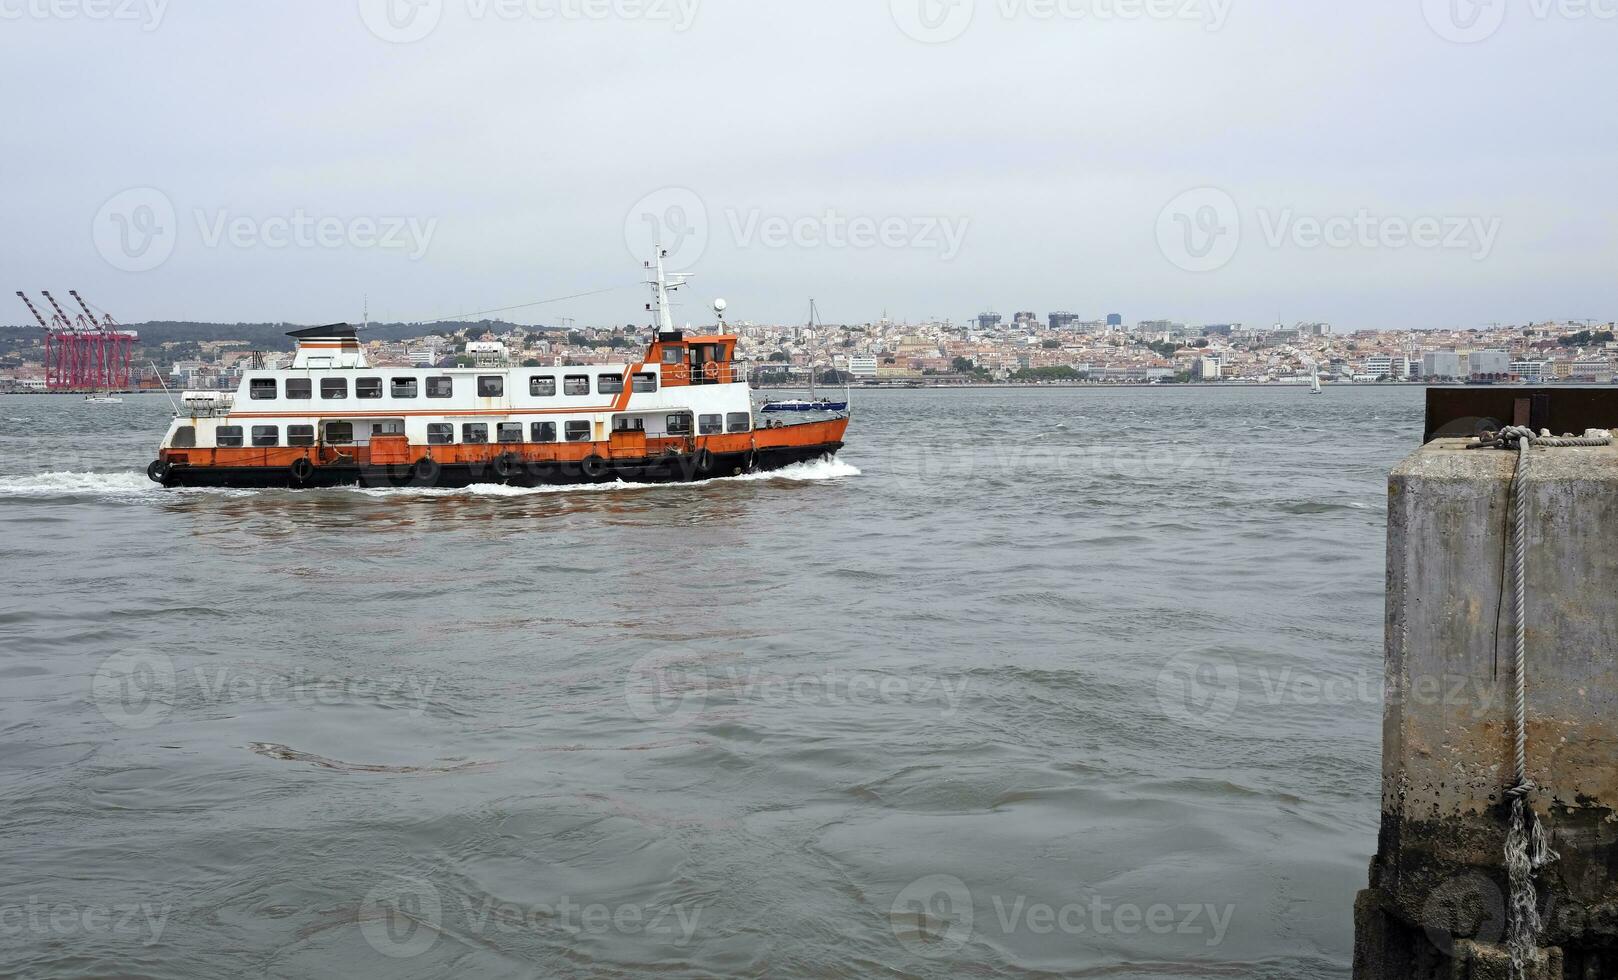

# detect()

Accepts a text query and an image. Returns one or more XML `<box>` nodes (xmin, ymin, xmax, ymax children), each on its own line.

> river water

<box><xmin>0</xmin><ymin>386</ymin><xmax>1422</xmax><ymax>978</ymax></box>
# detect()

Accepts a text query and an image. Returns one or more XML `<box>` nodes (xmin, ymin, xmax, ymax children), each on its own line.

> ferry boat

<box><xmin>144</xmin><ymin>249</ymin><xmax>850</xmax><ymax>489</ymax></box>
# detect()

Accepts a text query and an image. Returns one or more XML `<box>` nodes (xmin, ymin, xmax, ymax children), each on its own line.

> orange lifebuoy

<box><xmin>703</xmin><ymin>362</ymin><xmax>719</xmax><ymax>380</ymax></box>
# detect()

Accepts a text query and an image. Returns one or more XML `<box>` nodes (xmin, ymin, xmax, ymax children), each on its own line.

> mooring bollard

<box><xmin>1354</xmin><ymin>390</ymin><xmax>1618</xmax><ymax>980</ymax></box>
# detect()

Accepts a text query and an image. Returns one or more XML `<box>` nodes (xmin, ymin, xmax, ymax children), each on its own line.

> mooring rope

<box><xmin>1467</xmin><ymin>424</ymin><xmax>1611</xmax><ymax>978</ymax></box>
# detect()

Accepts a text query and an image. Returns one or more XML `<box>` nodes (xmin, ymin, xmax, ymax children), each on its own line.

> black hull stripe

<box><xmin>155</xmin><ymin>445</ymin><xmax>844</xmax><ymax>489</ymax></box>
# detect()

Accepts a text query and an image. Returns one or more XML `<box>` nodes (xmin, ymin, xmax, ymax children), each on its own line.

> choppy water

<box><xmin>0</xmin><ymin>386</ymin><xmax>1422</xmax><ymax>978</ymax></box>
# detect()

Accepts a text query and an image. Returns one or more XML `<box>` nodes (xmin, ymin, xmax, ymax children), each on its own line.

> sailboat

<box><xmin>1310</xmin><ymin>370</ymin><xmax>1323</xmax><ymax>394</ymax></box>
<box><xmin>760</xmin><ymin>299</ymin><xmax>849</xmax><ymax>414</ymax></box>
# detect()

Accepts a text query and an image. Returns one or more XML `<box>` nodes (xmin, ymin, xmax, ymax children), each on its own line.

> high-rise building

<box><xmin>1049</xmin><ymin>311</ymin><xmax>1079</xmax><ymax>330</ymax></box>
<box><xmin>976</xmin><ymin>312</ymin><xmax>1002</xmax><ymax>331</ymax></box>
<box><xmin>1106</xmin><ymin>313</ymin><xmax>1123</xmax><ymax>327</ymax></box>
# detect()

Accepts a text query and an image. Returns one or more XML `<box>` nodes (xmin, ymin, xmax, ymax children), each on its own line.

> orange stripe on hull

<box><xmin>162</xmin><ymin>417</ymin><xmax>848</xmax><ymax>470</ymax></box>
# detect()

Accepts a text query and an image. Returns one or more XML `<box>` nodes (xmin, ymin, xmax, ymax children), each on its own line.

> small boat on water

<box><xmin>759</xmin><ymin>299</ymin><xmax>849</xmax><ymax>414</ymax></box>
<box><xmin>144</xmin><ymin>248</ymin><xmax>850</xmax><ymax>489</ymax></box>
<box><xmin>85</xmin><ymin>394</ymin><xmax>123</xmax><ymax>404</ymax></box>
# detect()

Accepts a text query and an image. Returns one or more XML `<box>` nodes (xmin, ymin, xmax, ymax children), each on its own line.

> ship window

<box><xmin>321</xmin><ymin>378</ymin><xmax>348</xmax><ymax>400</ymax></box>
<box><xmin>613</xmin><ymin>416</ymin><xmax>644</xmax><ymax>432</ymax></box>
<box><xmin>497</xmin><ymin>422</ymin><xmax>523</xmax><ymax>443</ymax></box>
<box><xmin>325</xmin><ymin>422</ymin><xmax>354</xmax><ymax>445</ymax></box>
<box><xmin>391</xmin><ymin>377</ymin><xmax>418</xmax><ymax>399</ymax></box>
<box><xmin>171</xmin><ymin>425</ymin><xmax>196</xmax><ymax>448</ymax></box>
<box><xmin>727</xmin><ymin>412</ymin><xmax>751</xmax><ymax>433</ymax></box>
<box><xmin>478</xmin><ymin>376</ymin><xmax>504</xmax><ymax>398</ymax></box>
<box><xmin>287</xmin><ymin>425</ymin><xmax>315</xmax><ymax>446</ymax></box>
<box><xmin>251</xmin><ymin>425</ymin><xmax>279</xmax><ymax>447</ymax></box>
<box><xmin>216</xmin><ymin>425</ymin><xmax>244</xmax><ymax>447</ymax></box>
<box><xmin>462</xmin><ymin>422</ymin><xmax>489</xmax><ymax>444</ymax></box>
<box><xmin>666</xmin><ymin>413</ymin><xmax>692</xmax><ymax>436</ymax></box>
<box><xmin>565</xmin><ymin>420</ymin><xmax>591</xmax><ymax>442</ymax></box>
<box><xmin>531</xmin><ymin>421</ymin><xmax>556</xmax><ymax>442</ymax></box>
<box><xmin>632</xmin><ymin>372</ymin><xmax>657</xmax><ymax>392</ymax></box>
<box><xmin>356</xmin><ymin>377</ymin><xmax>383</xmax><ymax>399</ymax></box>
<box><xmin>530</xmin><ymin>376</ymin><xmax>556</xmax><ymax>397</ymax></box>
<box><xmin>426</xmin><ymin>376</ymin><xmax>453</xmax><ymax>398</ymax></box>
<box><xmin>286</xmin><ymin>378</ymin><xmax>312</xmax><ymax>400</ymax></box>
<box><xmin>598</xmin><ymin>373</ymin><xmax>624</xmax><ymax>394</ymax></box>
<box><xmin>662</xmin><ymin>347</ymin><xmax>685</xmax><ymax>364</ymax></box>
<box><xmin>698</xmin><ymin>414</ymin><xmax>723</xmax><ymax>435</ymax></box>
<box><xmin>563</xmin><ymin>375</ymin><xmax>589</xmax><ymax>396</ymax></box>
<box><xmin>249</xmin><ymin>378</ymin><xmax>276</xmax><ymax>400</ymax></box>
<box><xmin>427</xmin><ymin>423</ymin><xmax>453</xmax><ymax>445</ymax></box>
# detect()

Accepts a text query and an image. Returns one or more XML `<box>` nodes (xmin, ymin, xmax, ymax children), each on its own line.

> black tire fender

<box><xmin>693</xmin><ymin>448</ymin><xmax>715</xmax><ymax>474</ymax></box>
<box><xmin>493</xmin><ymin>453</ymin><xmax>519</xmax><ymax>481</ymax></box>
<box><xmin>146</xmin><ymin>459</ymin><xmax>171</xmax><ymax>484</ymax></box>
<box><xmin>289</xmin><ymin>457</ymin><xmax>316</xmax><ymax>486</ymax></box>
<box><xmin>580</xmin><ymin>454</ymin><xmax>610</xmax><ymax>480</ymax></box>
<box><xmin>412</xmin><ymin>457</ymin><xmax>442</xmax><ymax>486</ymax></box>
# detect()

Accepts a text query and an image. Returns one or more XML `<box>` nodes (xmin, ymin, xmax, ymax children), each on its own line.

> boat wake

<box><xmin>0</xmin><ymin>457</ymin><xmax>861</xmax><ymax>501</ymax></box>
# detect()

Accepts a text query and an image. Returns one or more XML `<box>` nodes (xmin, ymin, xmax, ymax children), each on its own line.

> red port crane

<box><xmin>17</xmin><ymin>290</ymin><xmax>140</xmax><ymax>391</ymax></box>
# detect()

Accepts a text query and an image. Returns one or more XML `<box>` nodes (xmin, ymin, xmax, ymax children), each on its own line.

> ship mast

<box><xmin>644</xmin><ymin>245</ymin><xmax>691</xmax><ymax>335</ymax></box>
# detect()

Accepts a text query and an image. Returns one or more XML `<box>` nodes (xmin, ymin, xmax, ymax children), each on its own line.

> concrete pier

<box><xmin>1354</xmin><ymin>436</ymin><xmax>1618</xmax><ymax>979</ymax></box>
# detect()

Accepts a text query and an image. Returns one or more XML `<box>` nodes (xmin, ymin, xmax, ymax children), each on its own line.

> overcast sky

<box><xmin>2</xmin><ymin>0</ymin><xmax>1614</xmax><ymax>331</ymax></box>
